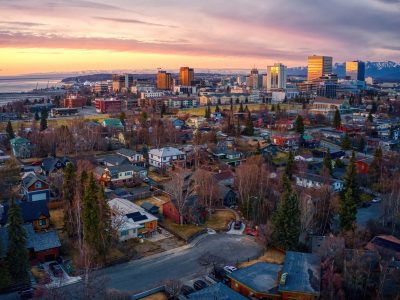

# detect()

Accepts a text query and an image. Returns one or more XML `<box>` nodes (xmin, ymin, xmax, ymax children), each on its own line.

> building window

<box><xmin>38</xmin><ymin>219</ymin><xmax>46</xmax><ymax>226</ymax></box>
<box><xmin>121</xmin><ymin>230</ymin><xmax>129</xmax><ymax>236</ymax></box>
<box><xmin>35</xmin><ymin>182</ymin><xmax>42</xmax><ymax>189</ymax></box>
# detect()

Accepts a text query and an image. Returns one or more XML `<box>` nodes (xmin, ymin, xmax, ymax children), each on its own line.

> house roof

<box><xmin>294</xmin><ymin>172</ymin><xmax>341</xmax><ymax>185</ymax></box>
<box><xmin>116</xmin><ymin>148</ymin><xmax>138</xmax><ymax>157</ymax></box>
<box><xmin>108</xmin><ymin>198</ymin><xmax>157</xmax><ymax>224</ymax></box>
<box><xmin>0</xmin><ymin>224</ymin><xmax>60</xmax><ymax>258</ymax></box>
<box><xmin>21</xmin><ymin>173</ymin><xmax>47</xmax><ymax>189</ymax></box>
<box><xmin>0</xmin><ymin>200</ymin><xmax>50</xmax><ymax>226</ymax></box>
<box><xmin>141</xmin><ymin>202</ymin><xmax>159</xmax><ymax>212</ymax></box>
<box><xmin>278</xmin><ymin>251</ymin><xmax>321</xmax><ymax>296</ymax></box>
<box><xmin>10</xmin><ymin>136</ymin><xmax>30</xmax><ymax>145</ymax></box>
<box><xmin>103</xmin><ymin>118</ymin><xmax>124</xmax><ymax>128</ymax></box>
<box><xmin>366</xmin><ymin>235</ymin><xmax>400</xmax><ymax>254</ymax></box>
<box><xmin>213</xmin><ymin>169</ymin><xmax>234</xmax><ymax>182</ymax></box>
<box><xmin>149</xmin><ymin>147</ymin><xmax>184</xmax><ymax>158</ymax></box>
<box><xmin>98</xmin><ymin>154</ymin><xmax>130</xmax><ymax>166</ymax></box>
<box><xmin>41</xmin><ymin>156</ymin><xmax>70</xmax><ymax>173</ymax></box>
<box><xmin>189</xmin><ymin>282</ymin><xmax>248</xmax><ymax>300</ymax></box>
<box><xmin>228</xmin><ymin>262</ymin><xmax>282</xmax><ymax>294</ymax></box>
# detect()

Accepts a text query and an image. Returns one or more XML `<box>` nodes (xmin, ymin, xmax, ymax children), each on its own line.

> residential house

<box><xmin>98</xmin><ymin>154</ymin><xmax>130</xmax><ymax>167</ymax></box>
<box><xmin>271</xmin><ymin>135</ymin><xmax>299</xmax><ymax>149</ymax></box>
<box><xmin>294</xmin><ymin>173</ymin><xmax>344</xmax><ymax>192</ymax></box>
<box><xmin>217</xmin><ymin>184</ymin><xmax>237</xmax><ymax>207</ymax></box>
<box><xmin>310</xmin><ymin>97</ymin><xmax>351</xmax><ymax>116</ymax></box>
<box><xmin>10</xmin><ymin>136</ymin><xmax>32</xmax><ymax>158</ymax></box>
<box><xmin>209</xmin><ymin>146</ymin><xmax>244</xmax><ymax>167</ymax></box>
<box><xmin>0</xmin><ymin>224</ymin><xmax>61</xmax><ymax>263</ymax></box>
<box><xmin>115</xmin><ymin>148</ymin><xmax>144</xmax><ymax>164</ymax></box>
<box><xmin>102</xmin><ymin>118</ymin><xmax>124</xmax><ymax>130</ymax></box>
<box><xmin>20</xmin><ymin>173</ymin><xmax>50</xmax><ymax>202</ymax></box>
<box><xmin>366</xmin><ymin>235</ymin><xmax>400</xmax><ymax>260</ymax></box>
<box><xmin>108</xmin><ymin>198</ymin><xmax>158</xmax><ymax>240</ymax></box>
<box><xmin>140</xmin><ymin>202</ymin><xmax>160</xmax><ymax>215</ymax></box>
<box><xmin>0</xmin><ymin>201</ymin><xmax>50</xmax><ymax>231</ymax></box>
<box><xmin>172</xmin><ymin>119</ymin><xmax>185</xmax><ymax>129</ymax></box>
<box><xmin>41</xmin><ymin>156</ymin><xmax>70</xmax><ymax>175</ymax></box>
<box><xmin>278</xmin><ymin>251</ymin><xmax>321</xmax><ymax>299</ymax></box>
<box><xmin>163</xmin><ymin>195</ymin><xmax>207</xmax><ymax>225</ymax></box>
<box><xmin>213</xmin><ymin>169</ymin><xmax>235</xmax><ymax>186</ymax></box>
<box><xmin>94</xmin><ymin>165</ymin><xmax>147</xmax><ymax>188</ymax></box>
<box><xmin>148</xmin><ymin>147</ymin><xmax>186</xmax><ymax>168</ymax></box>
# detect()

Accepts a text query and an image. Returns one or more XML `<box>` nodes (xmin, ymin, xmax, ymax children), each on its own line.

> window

<box><xmin>120</xmin><ymin>230</ymin><xmax>129</xmax><ymax>236</ymax></box>
<box><xmin>38</xmin><ymin>219</ymin><xmax>47</xmax><ymax>226</ymax></box>
<box><xmin>35</xmin><ymin>182</ymin><xmax>42</xmax><ymax>189</ymax></box>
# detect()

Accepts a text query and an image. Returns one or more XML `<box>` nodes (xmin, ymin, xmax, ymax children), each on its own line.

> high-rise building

<box><xmin>346</xmin><ymin>61</ymin><xmax>365</xmax><ymax>81</ymax></box>
<box><xmin>266</xmin><ymin>63</ymin><xmax>287</xmax><ymax>90</ymax></box>
<box><xmin>156</xmin><ymin>70</ymin><xmax>172</xmax><ymax>90</ymax></box>
<box><xmin>247</xmin><ymin>68</ymin><xmax>262</xmax><ymax>89</ymax></box>
<box><xmin>179</xmin><ymin>67</ymin><xmax>194</xmax><ymax>86</ymax></box>
<box><xmin>307</xmin><ymin>56</ymin><xmax>333</xmax><ymax>81</ymax></box>
<box><xmin>112</xmin><ymin>74</ymin><xmax>134</xmax><ymax>92</ymax></box>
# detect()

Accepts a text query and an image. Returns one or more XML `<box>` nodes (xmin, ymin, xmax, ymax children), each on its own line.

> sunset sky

<box><xmin>0</xmin><ymin>0</ymin><xmax>399</xmax><ymax>75</ymax></box>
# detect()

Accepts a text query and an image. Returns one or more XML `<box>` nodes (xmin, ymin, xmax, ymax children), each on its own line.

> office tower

<box><xmin>156</xmin><ymin>70</ymin><xmax>172</xmax><ymax>90</ymax></box>
<box><xmin>179</xmin><ymin>67</ymin><xmax>194</xmax><ymax>86</ymax></box>
<box><xmin>307</xmin><ymin>55</ymin><xmax>333</xmax><ymax>81</ymax></box>
<box><xmin>346</xmin><ymin>61</ymin><xmax>365</xmax><ymax>81</ymax></box>
<box><xmin>247</xmin><ymin>68</ymin><xmax>262</xmax><ymax>89</ymax></box>
<box><xmin>112</xmin><ymin>74</ymin><xmax>133</xmax><ymax>92</ymax></box>
<box><xmin>315</xmin><ymin>73</ymin><xmax>338</xmax><ymax>98</ymax></box>
<box><xmin>266</xmin><ymin>63</ymin><xmax>287</xmax><ymax>90</ymax></box>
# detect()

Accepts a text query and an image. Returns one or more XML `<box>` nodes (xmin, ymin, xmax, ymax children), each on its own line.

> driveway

<box><xmin>98</xmin><ymin>233</ymin><xmax>263</xmax><ymax>294</ymax></box>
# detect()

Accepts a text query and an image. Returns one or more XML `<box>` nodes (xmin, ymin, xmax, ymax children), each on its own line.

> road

<box><xmin>99</xmin><ymin>233</ymin><xmax>263</xmax><ymax>294</ymax></box>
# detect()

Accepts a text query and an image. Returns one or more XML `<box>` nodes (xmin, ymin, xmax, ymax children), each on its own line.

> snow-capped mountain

<box><xmin>287</xmin><ymin>61</ymin><xmax>400</xmax><ymax>81</ymax></box>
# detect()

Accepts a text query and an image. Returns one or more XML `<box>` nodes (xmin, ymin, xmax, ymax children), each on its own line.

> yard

<box><xmin>135</xmin><ymin>195</ymin><xmax>170</xmax><ymax>214</ymax></box>
<box><xmin>162</xmin><ymin>209</ymin><xmax>236</xmax><ymax>241</ymax></box>
<box><xmin>140</xmin><ymin>292</ymin><xmax>168</xmax><ymax>300</ymax></box>
<box><xmin>50</xmin><ymin>208</ymin><xmax>64</xmax><ymax>230</ymax></box>
<box><xmin>238</xmin><ymin>248</ymin><xmax>285</xmax><ymax>268</ymax></box>
<box><xmin>148</xmin><ymin>171</ymin><xmax>171</xmax><ymax>182</ymax></box>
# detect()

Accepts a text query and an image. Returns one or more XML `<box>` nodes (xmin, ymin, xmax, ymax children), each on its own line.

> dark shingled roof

<box><xmin>0</xmin><ymin>200</ymin><xmax>49</xmax><ymax>226</ymax></box>
<box><xmin>189</xmin><ymin>282</ymin><xmax>248</xmax><ymax>300</ymax></box>
<box><xmin>278</xmin><ymin>251</ymin><xmax>321</xmax><ymax>296</ymax></box>
<box><xmin>0</xmin><ymin>224</ymin><xmax>60</xmax><ymax>258</ymax></box>
<box><xmin>98</xmin><ymin>154</ymin><xmax>129</xmax><ymax>166</ymax></box>
<box><xmin>228</xmin><ymin>262</ymin><xmax>282</xmax><ymax>294</ymax></box>
<box><xmin>126</xmin><ymin>212</ymin><xmax>148</xmax><ymax>222</ymax></box>
<box><xmin>41</xmin><ymin>157</ymin><xmax>70</xmax><ymax>173</ymax></box>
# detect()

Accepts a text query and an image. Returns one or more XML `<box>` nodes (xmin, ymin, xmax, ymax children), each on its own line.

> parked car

<box><xmin>143</xmin><ymin>177</ymin><xmax>150</xmax><ymax>183</ymax></box>
<box><xmin>223</xmin><ymin>265</ymin><xmax>237</xmax><ymax>273</ymax></box>
<box><xmin>372</xmin><ymin>197</ymin><xmax>381</xmax><ymax>203</ymax></box>
<box><xmin>193</xmin><ymin>280</ymin><xmax>208</xmax><ymax>291</ymax></box>
<box><xmin>233</xmin><ymin>221</ymin><xmax>242</xmax><ymax>230</ymax></box>
<box><xmin>181</xmin><ymin>285</ymin><xmax>195</xmax><ymax>296</ymax></box>
<box><xmin>49</xmin><ymin>262</ymin><xmax>63</xmax><ymax>277</ymax></box>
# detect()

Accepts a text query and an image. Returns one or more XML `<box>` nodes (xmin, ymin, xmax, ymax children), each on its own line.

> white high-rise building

<box><xmin>266</xmin><ymin>63</ymin><xmax>287</xmax><ymax>91</ymax></box>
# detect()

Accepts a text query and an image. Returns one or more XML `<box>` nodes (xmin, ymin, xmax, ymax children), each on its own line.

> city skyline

<box><xmin>0</xmin><ymin>0</ymin><xmax>399</xmax><ymax>75</ymax></box>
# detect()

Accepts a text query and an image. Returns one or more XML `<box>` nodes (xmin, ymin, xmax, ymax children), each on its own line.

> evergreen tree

<box><xmin>119</xmin><ymin>112</ymin><xmax>126</xmax><ymax>122</ymax></box>
<box><xmin>239</xmin><ymin>102</ymin><xmax>244</xmax><ymax>113</ymax></box>
<box><xmin>339</xmin><ymin>187</ymin><xmax>357</xmax><ymax>231</ymax></box>
<box><xmin>277</xmin><ymin>104</ymin><xmax>281</xmax><ymax>111</ymax></box>
<box><xmin>40</xmin><ymin>108</ymin><xmax>48</xmax><ymax>131</ymax></box>
<box><xmin>334</xmin><ymin>157</ymin><xmax>344</xmax><ymax>168</ymax></box>
<box><xmin>96</xmin><ymin>186</ymin><xmax>113</xmax><ymax>261</ymax></box>
<box><xmin>7</xmin><ymin>199</ymin><xmax>29</xmax><ymax>282</ymax></box>
<box><xmin>341</xmin><ymin>152</ymin><xmax>360</xmax><ymax>204</ymax></box>
<box><xmin>341</xmin><ymin>133</ymin><xmax>351</xmax><ymax>150</ymax></box>
<box><xmin>332</xmin><ymin>108</ymin><xmax>341</xmax><ymax>129</ymax></box>
<box><xmin>367</xmin><ymin>111</ymin><xmax>373</xmax><ymax>123</ymax></box>
<box><xmin>371</xmin><ymin>101</ymin><xmax>378</xmax><ymax>113</ymax></box>
<box><xmin>160</xmin><ymin>103</ymin><xmax>166</xmax><ymax>118</ymax></box>
<box><xmin>294</xmin><ymin>115</ymin><xmax>305</xmax><ymax>135</ymax></box>
<box><xmin>272</xmin><ymin>179</ymin><xmax>300</xmax><ymax>250</ymax></box>
<box><xmin>63</xmin><ymin>162</ymin><xmax>77</xmax><ymax>238</ymax></box>
<box><xmin>358</xmin><ymin>137</ymin><xmax>366</xmax><ymax>152</ymax></box>
<box><xmin>205</xmin><ymin>105</ymin><xmax>211</xmax><ymax>118</ymax></box>
<box><xmin>34</xmin><ymin>111</ymin><xmax>40</xmax><ymax>121</ymax></box>
<box><xmin>322</xmin><ymin>149</ymin><xmax>332</xmax><ymax>174</ymax></box>
<box><xmin>6</xmin><ymin>121</ymin><xmax>15</xmax><ymax>140</ymax></box>
<box><xmin>285</xmin><ymin>150</ymin><xmax>295</xmax><ymax>180</ymax></box>
<box><xmin>82</xmin><ymin>173</ymin><xmax>100</xmax><ymax>252</ymax></box>
<box><xmin>368</xmin><ymin>147</ymin><xmax>383</xmax><ymax>185</ymax></box>
<box><xmin>215</xmin><ymin>105</ymin><xmax>220</xmax><ymax>113</ymax></box>
<box><xmin>271</xmin><ymin>104</ymin><xmax>276</xmax><ymax>112</ymax></box>
<box><xmin>230</xmin><ymin>103</ymin><xmax>233</xmax><ymax>111</ymax></box>
<box><xmin>244</xmin><ymin>111</ymin><xmax>254</xmax><ymax>136</ymax></box>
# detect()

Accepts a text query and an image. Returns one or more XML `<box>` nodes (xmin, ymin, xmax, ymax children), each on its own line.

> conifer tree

<box><xmin>368</xmin><ymin>147</ymin><xmax>383</xmax><ymax>185</ymax></box>
<box><xmin>339</xmin><ymin>187</ymin><xmax>357</xmax><ymax>231</ymax></box>
<box><xmin>40</xmin><ymin>108</ymin><xmax>48</xmax><ymax>131</ymax></box>
<box><xmin>285</xmin><ymin>150</ymin><xmax>295</xmax><ymax>180</ymax></box>
<box><xmin>294</xmin><ymin>115</ymin><xmax>305</xmax><ymax>135</ymax></box>
<box><xmin>272</xmin><ymin>178</ymin><xmax>300</xmax><ymax>250</ymax></box>
<box><xmin>239</xmin><ymin>102</ymin><xmax>244</xmax><ymax>113</ymax></box>
<box><xmin>7</xmin><ymin>199</ymin><xmax>29</xmax><ymax>283</ymax></box>
<box><xmin>215</xmin><ymin>105</ymin><xmax>220</xmax><ymax>113</ymax></box>
<box><xmin>341</xmin><ymin>133</ymin><xmax>351</xmax><ymax>150</ymax></box>
<box><xmin>341</xmin><ymin>151</ymin><xmax>360</xmax><ymax>205</ymax></box>
<box><xmin>160</xmin><ymin>103</ymin><xmax>166</xmax><ymax>118</ymax></box>
<box><xmin>34</xmin><ymin>111</ymin><xmax>40</xmax><ymax>121</ymax></box>
<box><xmin>367</xmin><ymin>111</ymin><xmax>373</xmax><ymax>123</ymax></box>
<box><xmin>244</xmin><ymin>111</ymin><xmax>254</xmax><ymax>136</ymax></box>
<box><xmin>332</xmin><ymin>108</ymin><xmax>341</xmax><ymax>129</ymax></box>
<box><xmin>322</xmin><ymin>149</ymin><xmax>332</xmax><ymax>174</ymax></box>
<box><xmin>82</xmin><ymin>173</ymin><xmax>100</xmax><ymax>252</ymax></box>
<box><xmin>6</xmin><ymin>121</ymin><xmax>15</xmax><ymax>140</ymax></box>
<box><xmin>96</xmin><ymin>186</ymin><xmax>113</xmax><ymax>261</ymax></box>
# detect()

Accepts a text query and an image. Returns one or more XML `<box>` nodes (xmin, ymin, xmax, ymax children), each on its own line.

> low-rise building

<box><xmin>94</xmin><ymin>165</ymin><xmax>147</xmax><ymax>188</ymax></box>
<box><xmin>294</xmin><ymin>172</ymin><xmax>344</xmax><ymax>192</ymax></box>
<box><xmin>95</xmin><ymin>98</ymin><xmax>122</xmax><ymax>113</ymax></box>
<box><xmin>108</xmin><ymin>198</ymin><xmax>158</xmax><ymax>240</ymax></box>
<box><xmin>10</xmin><ymin>136</ymin><xmax>32</xmax><ymax>158</ymax></box>
<box><xmin>20</xmin><ymin>173</ymin><xmax>50</xmax><ymax>202</ymax></box>
<box><xmin>149</xmin><ymin>147</ymin><xmax>186</xmax><ymax>168</ymax></box>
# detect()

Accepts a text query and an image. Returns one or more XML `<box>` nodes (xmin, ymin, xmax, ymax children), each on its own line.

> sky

<box><xmin>0</xmin><ymin>0</ymin><xmax>399</xmax><ymax>75</ymax></box>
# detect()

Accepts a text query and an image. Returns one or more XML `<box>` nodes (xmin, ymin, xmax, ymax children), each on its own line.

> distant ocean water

<box><xmin>0</xmin><ymin>76</ymin><xmax>63</xmax><ymax>93</ymax></box>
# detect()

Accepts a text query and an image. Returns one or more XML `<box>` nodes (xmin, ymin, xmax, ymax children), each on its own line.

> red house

<box><xmin>355</xmin><ymin>157</ymin><xmax>372</xmax><ymax>174</ymax></box>
<box><xmin>271</xmin><ymin>135</ymin><xmax>298</xmax><ymax>147</ymax></box>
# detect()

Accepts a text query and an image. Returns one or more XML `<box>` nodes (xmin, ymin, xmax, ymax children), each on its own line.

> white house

<box><xmin>148</xmin><ymin>147</ymin><xmax>186</xmax><ymax>168</ymax></box>
<box><xmin>294</xmin><ymin>173</ymin><xmax>343</xmax><ymax>192</ymax></box>
<box><xmin>108</xmin><ymin>198</ymin><xmax>158</xmax><ymax>241</ymax></box>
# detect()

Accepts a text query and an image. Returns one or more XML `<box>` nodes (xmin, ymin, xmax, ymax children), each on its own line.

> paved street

<box><xmin>99</xmin><ymin>233</ymin><xmax>263</xmax><ymax>294</ymax></box>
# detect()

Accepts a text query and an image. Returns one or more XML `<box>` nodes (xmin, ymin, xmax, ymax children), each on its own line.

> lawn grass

<box><xmin>205</xmin><ymin>210</ymin><xmax>236</xmax><ymax>231</ymax></box>
<box><xmin>141</xmin><ymin>292</ymin><xmax>168</xmax><ymax>300</ymax></box>
<box><xmin>238</xmin><ymin>248</ymin><xmax>285</xmax><ymax>268</ymax></box>
<box><xmin>162</xmin><ymin>219</ymin><xmax>205</xmax><ymax>241</ymax></box>
<box><xmin>148</xmin><ymin>171</ymin><xmax>171</xmax><ymax>182</ymax></box>
<box><xmin>50</xmin><ymin>208</ymin><xmax>64</xmax><ymax>230</ymax></box>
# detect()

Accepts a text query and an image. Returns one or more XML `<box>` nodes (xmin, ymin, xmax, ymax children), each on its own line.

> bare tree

<box><xmin>193</xmin><ymin>168</ymin><xmax>218</xmax><ymax>213</ymax></box>
<box><xmin>164</xmin><ymin>279</ymin><xmax>183</xmax><ymax>300</ymax></box>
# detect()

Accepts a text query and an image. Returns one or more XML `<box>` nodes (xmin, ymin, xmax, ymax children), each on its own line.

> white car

<box><xmin>372</xmin><ymin>197</ymin><xmax>381</xmax><ymax>203</ymax></box>
<box><xmin>223</xmin><ymin>266</ymin><xmax>237</xmax><ymax>273</ymax></box>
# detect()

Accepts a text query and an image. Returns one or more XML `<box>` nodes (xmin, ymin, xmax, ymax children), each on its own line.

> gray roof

<box><xmin>116</xmin><ymin>148</ymin><xmax>138</xmax><ymax>157</ymax></box>
<box><xmin>0</xmin><ymin>200</ymin><xmax>50</xmax><ymax>226</ymax></box>
<box><xmin>278</xmin><ymin>251</ymin><xmax>321</xmax><ymax>296</ymax></box>
<box><xmin>22</xmin><ymin>173</ymin><xmax>47</xmax><ymax>189</ymax></box>
<box><xmin>0</xmin><ymin>224</ymin><xmax>61</xmax><ymax>258</ymax></box>
<box><xmin>228</xmin><ymin>262</ymin><xmax>282</xmax><ymax>294</ymax></box>
<box><xmin>98</xmin><ymin>154</ymin><xmax>129</xmax><ymax>166</ymax></box>
<box><xmin>189</xmin><ymin>282</ymin><xmax>248</xmax><ymax>300</ymax></box>
<box><xmin>41</xmin><ymin>156</ymin><xmax>70</xmax><ymax>173</ymax></box>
